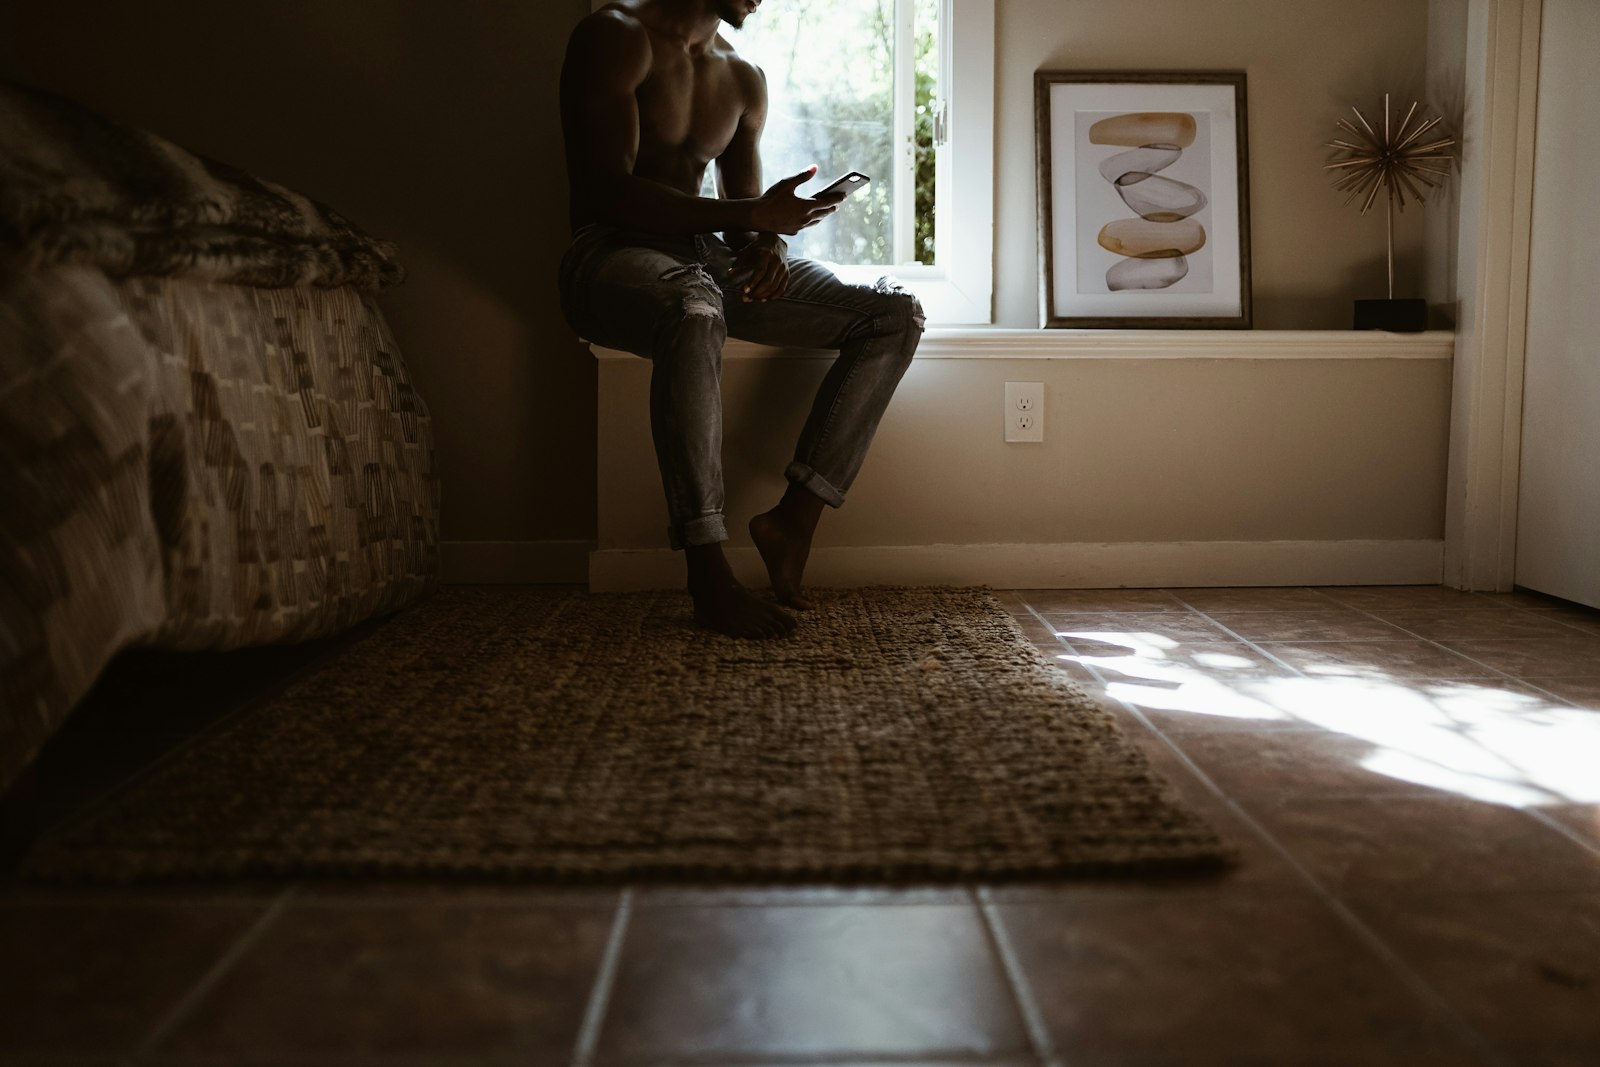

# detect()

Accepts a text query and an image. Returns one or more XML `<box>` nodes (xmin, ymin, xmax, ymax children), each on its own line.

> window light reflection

<box><xmin>1054</xmin><ymin>631</ymin><xmax>1600</xmax><ymax>806</ymax></box>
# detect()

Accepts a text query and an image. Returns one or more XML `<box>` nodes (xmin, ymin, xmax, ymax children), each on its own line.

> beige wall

<box><xmin>996</xmin><ymin>0</ymin><xmax>1432</xmax><ymax>329</ymax></box>
<box><xmin>599</xmin><ymin>350</ymin><xmax>1453</xmax><ymax>552</ymax></box>
<box><xmin>3</xmin><ymin>0</ymin><xmax>1436</xmax><ymax>556</ymax></box>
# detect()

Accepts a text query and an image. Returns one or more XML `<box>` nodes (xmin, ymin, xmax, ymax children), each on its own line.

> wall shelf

<box><xmin>591</xmin><ymin>329</ymin><xmax>1456</xmax><ymax>361</ymax></box>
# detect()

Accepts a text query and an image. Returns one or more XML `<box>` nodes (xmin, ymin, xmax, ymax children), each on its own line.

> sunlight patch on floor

<box><xmin>1053</xmin><ymin>632</ymin><xmax>1600</xmax><ymax>806</ymax></box>
<box><xmin>1260</xmin><ymin>676</ymin><xmax>1600</xmax><ymax>805</ymax></box>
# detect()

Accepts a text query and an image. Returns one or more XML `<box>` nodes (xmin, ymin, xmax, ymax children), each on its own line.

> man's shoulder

<box><xmin>713</xmin><ymin>34</ymin><xmax>766</xmax><ymax>89</ymax></box>
<box><xmin>568</xmin><ymin>4</ymin><xmax>654</xmax><ymax>85</ymax></box>
<box><xmin>572</xmin><ymin>5</ymin><xmax>652</xmax><ymax>54</ymax></box>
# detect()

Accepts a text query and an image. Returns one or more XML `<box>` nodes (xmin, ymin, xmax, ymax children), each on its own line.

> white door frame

<box><xmin>1442</xmin><ymin>0</ymin><xmax>1543</xmax><ymax>591</ymax></box>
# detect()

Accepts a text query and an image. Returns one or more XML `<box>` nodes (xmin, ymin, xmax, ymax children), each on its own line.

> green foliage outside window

<box><xmin>727</xmin><ymin>0</ymin><xmax>938</xmax><ymax>267</ymax></box>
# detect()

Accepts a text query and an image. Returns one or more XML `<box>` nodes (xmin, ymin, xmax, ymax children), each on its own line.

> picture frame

<box><xmin>1035</xmin><ymin>71</ymin><xmax>1252</xmax><ymax>328</ymax></box>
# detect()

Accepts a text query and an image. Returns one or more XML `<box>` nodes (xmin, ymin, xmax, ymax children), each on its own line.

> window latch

<box><xmin>932</xmin><ymin>98</ymin><xmax>949</xmax><ymax>147</ymax></box>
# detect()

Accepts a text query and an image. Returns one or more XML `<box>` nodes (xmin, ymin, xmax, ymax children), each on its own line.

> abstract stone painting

<box><xmin>1076</xmin><ymin>111</ymin><xmax>1213</xmax><ymax>294</ymax></box>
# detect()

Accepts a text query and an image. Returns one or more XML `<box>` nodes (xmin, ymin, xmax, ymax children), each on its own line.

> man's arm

<box><xmin>714</xmin><ymin>62</ymin><xmax>778</xmax><ymax>254</ymax></box>
<box><xmin>560</xmin><ymin>12</ymin><xmax>834</xmax><ymax>236</ymax></box>
<box><xmin>714</xmin><ymin>59</ymin><xmax>845</xmax><ymax>301</ymax></box>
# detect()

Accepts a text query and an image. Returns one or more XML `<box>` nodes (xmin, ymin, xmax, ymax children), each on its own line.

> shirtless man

<box><xmin>558</xmin><ymin>0</ymin><xmax>925</xmax><ymax>639</ymax></box>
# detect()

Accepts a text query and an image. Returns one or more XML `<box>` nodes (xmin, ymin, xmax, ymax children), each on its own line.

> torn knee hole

<box><xmin>872</xmin><ymin>276</ymin><xmax>926</xmax><ymax>330</ymax></box>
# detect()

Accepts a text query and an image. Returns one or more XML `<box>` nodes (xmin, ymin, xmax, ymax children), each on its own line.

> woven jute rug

<box><xmin>22</xmin><ymin>585</ymin><xmax>1237</xmax><ymax>883</ymax></box>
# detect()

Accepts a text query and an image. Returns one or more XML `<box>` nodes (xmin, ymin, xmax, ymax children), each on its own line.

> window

<box><xmin>728</xmin><ymin>0</ymin><xmax>994</xmax><ymax>323</ymax></box>
<box><xmin>588</xmin><ymin>0</ymin><xmax>994</xmax><ymax>324</ymax></box>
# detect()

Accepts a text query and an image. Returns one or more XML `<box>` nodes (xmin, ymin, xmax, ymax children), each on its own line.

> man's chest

<box><xmin>635</xmin><ymin>50</ymin><xmax>743</xmax><ymax>159</ymax></box>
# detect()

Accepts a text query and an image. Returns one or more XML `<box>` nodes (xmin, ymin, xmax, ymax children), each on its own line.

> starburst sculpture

<box><xmin>1325</xmin><ymin>93</ymin><xmax>1456</xmax><ymax>298</ymax></box>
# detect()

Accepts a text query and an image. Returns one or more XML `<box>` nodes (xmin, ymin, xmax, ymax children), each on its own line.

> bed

<box><xmin>0</xmin><ymin>80</ymin><xmax>440</xmax><ymax>792</ymax></box>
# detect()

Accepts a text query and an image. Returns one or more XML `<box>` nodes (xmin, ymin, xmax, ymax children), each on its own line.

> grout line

<box><xmin>1486</xmin><ymin>592</ymin><xmax>1600</xmax><ymax>635</ymax></box>
<box><xmin>1181</xmin><ymin>595</ymin><xmax>1595</xmax><ymax>706</ymax></box>
<box><xmin>1323</xmin><ymin>603</ymin><xmax>1556</xmax><ymax>684</ymax></box>
<box><xmin>1021</xmin><ymin>598</ymin><xmax>1510</xmax><ymax>1067</ymax></box>
<box><xmin>975</xmin><ymin>888</ymin><xmax>1063</xmax><ymax>1067</ymax></box>
<box><xmin>1166</xmin><ymin>613</ymin><xmax>1318</xmax><ymax>679</ymax></box>
<box><xmin>1524</xmin><ymin>808</ymin><xmax>1600</xmax><ymax>860</ymax></box>
<box><xmin>133</xmin><ymin>884</ymin><xmax>299</xmax><ymax>1057</ymax></box>
<box><xmin>569</xmin><ymin>886</ymin><xmax>634</xmax><ymax>1067</ymax></box>
<box><xmin>1515</xmin><ymin>679</ymin><xmax>1588</xmax><ymax>708</ymax></box>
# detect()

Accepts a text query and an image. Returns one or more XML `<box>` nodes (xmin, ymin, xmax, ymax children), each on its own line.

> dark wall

<box><xmin>1</xmin><ymin>0</ymin><xmax>596</xmax><ymax>545</ymax></box>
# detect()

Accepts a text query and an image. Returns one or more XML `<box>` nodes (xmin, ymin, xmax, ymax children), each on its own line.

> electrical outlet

<box><xmin>1004</xmin><ymin>382</ymin><xmax>1044</xmax><ymax>442</ymax></box>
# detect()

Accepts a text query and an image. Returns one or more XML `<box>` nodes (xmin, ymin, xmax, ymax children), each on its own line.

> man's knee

<box><xmin>638</xmin><ymin>263</ymin><xmax>726</xmax><ymax>360</ymax></box>
<box><xmin>872</xmin><ymin>276</ymin><xmax>926</xmax><ymax>338</ymax></box>
<box><xmin>653</xmin><ymin>264</ymin><xmax>726</xmax><ymax>326</ymax></box>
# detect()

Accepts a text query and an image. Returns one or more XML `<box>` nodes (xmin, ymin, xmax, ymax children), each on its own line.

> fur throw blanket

<box><xmin>0</xmin><ymin>80</ymin><xmax>404</xmax><ymax>290</ymax></box>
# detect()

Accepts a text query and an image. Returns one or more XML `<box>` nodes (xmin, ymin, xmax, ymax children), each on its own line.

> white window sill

<box><xmin>589</xmin><ymin>329</ymin><xmax>1456</xmax><ymax>361</ymax></box>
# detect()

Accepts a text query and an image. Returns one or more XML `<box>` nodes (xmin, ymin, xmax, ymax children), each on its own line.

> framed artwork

<box><xmin>1035</xmin><ymin>71</ymin><xmax>1252</xmax><ymax>328</ymax></box>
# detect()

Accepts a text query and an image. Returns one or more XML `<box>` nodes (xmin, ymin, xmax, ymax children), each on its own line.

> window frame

<box><xmin>830</xmin><ymin>0</ymin><xmax>993</xmax><ymax>324</ymax></box>
<box><xmin>584</xmin><ymin>0</ymin><xmax>994</xmax><ymax>324</ymax></box>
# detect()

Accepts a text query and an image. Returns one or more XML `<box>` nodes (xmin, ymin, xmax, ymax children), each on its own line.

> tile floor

<box><xmin>2</xmin><ymin>585</ymin><xmax>1598</xmax><ymax>1066</ymax></box>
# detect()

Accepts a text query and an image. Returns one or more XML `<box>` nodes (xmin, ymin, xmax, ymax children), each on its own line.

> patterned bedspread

<box><xmin>0</xmin><ymin>79</ymin><xmax>403</xmax><ymax>291</ymax></box>
<box><xmin>0</xmin><ymin>81</ymin><xmax>438</xmax><ymax>791</ymax></box>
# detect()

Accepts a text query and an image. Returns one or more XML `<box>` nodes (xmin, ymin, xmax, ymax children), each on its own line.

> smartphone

<box><xmin>814</xmin><ymin>171</ymin><xmax>871</xmax><ymax>198</ymax></box>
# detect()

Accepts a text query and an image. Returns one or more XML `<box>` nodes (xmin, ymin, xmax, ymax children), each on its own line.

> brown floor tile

<box><xmin>593</xmin><ymin>903</ymin><xmax>1029</xmax><ymax>1062</ymax></box>
<box><xmin>1174</xmin><ymin>586</ymin><xmax>1345</xmax><ymax>612</ymax></box>
<box><xmin>990</xmin><ymin>590</ymin><xmax>1037</xmax><ymax>619</ymax></box>
<box><xmin>1087</xmin><ymin>666</ymin><xmax>1316</xmax><ymax>733</ymax></box>
<box><xmin>1370</xmin><ymin>608</ymin><xmax>1585</xmax><ymax>642</ymax></box>
<box><xmin>1038</xmin><ymin>611</ymin><xmax>1238</xmax><ymax>644</ymax></box>
<box><xmin>1207</xmin><ymin>611</ymin><xmax>1415</xmax><ymax>643</ymax></box>
<box><xmin>714</xmin><ymin>1062</ymin><xmax>1041</xmax><ymax>1067</ymax></box>
<box><xmin>0</xmin><ymin>902</ymin><xmax>268</xmax><ymax>1057</ymax></box>
<box><xmin>631</xmin><ymin>885</ymin><xmax>973</xmax><ymax>907</ymax></box>
<box><xmin>1524</xmin><ymin>677</ymin><xmax>1600</xmax><ymax>708</ymax></box>
<box><xmin>1498</xmin><ymin>589</ymin><xmax>1600</xmax><ymax>614</ymax></box>
<box><xmin>1167</xmin><ymin>675</ymin><xmax>1594</xmax><ymax>808</ymax></box>
<box><xmin>1173</xmin><ymin>729</ymin><xmax>1450</xmax><ymax>803</ymax></box>
<box><xmin>1133</xmin><ymin>704</ymin><xmax>1323</xmax><ymax>734</ymax></box>
<box><xmin>994</xmin><ymin>892</ymin><xmax>1478</xmax><ymax>1065</ymax></box>
<box><xmin>1106</xmin><ymin>737</ymin><xmax>1305</xmax><ymax>891</ymax></box>
<box><xmin>1347</xmin><ymin>891</ymin><xmax>1600</xmax><ymax>1065</ymax></box>
<box><xmin>153</xmin><ymin>902</ymin><xmax>616</xmax><ymax>1060</ymax></box>
<box><xmin>1314</xmin><ymin>586</ymin><xmax>1508</xmax><ymax>611</ymax></box>
<box><xmin>1</xmin><ymin>880</ymin><xmax>292</xmax><ymax>904</ymax></box>
<box><xmin>1013</xmin><ymin>588</ymin><xmax>1188</xmax><ymax>613</ymax></box>
<box><xmin>1010</xmin><ymin>614</ymin><xmax>1064</xmax><ymax>646</ymax></box>
<box><xmin>1066</xmin><ymin>641</ymin><xmax>1298</xmax><ymax>683</ymax></box>
<box><xmin>1041</xmin><ymin>651</ymin><xmax>1100</xmax><ymax>685</ymax></box>
<box><xmin>1544</xmin><ymin>614</ymin><xmax>1600</xmax><ymax>638</ymax></box>
<box><xmin>1259</xmin><ymin>640</ymin><xmax>1497</xmax><ymax>680</ymax></box>
<box><xmin>290</xmin><ymin>881</ymin><xmax>624</xmax><ymax>908</ymax></box>
<box><xmin>1251</xmin><ymin>796</ymin><xmax>1600</xmax><ymax>892</ymax></box>
<box><xmin>1539</xmin><ymin>804</ymin><xmax>1600</xmax><ymax>850</ymax></box>
<box><xmin>1443</xmin><ymin>638</ymin><xmax>1600</xmax><ymax>678</ymax></box>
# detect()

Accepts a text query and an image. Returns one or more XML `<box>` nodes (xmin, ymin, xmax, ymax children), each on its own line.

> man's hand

<box><xmin>748</xmin><ymin>166</ymin><xmax>847</xmax><ymax>235</ymax></box>
<box><xmin>731</xmin><ymin>233</ymin><xmax>790</xmax><ymax>303</ymax></box>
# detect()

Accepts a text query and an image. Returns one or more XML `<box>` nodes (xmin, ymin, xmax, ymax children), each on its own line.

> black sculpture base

<box><xmin>1353</xmin><ymin>298</ymin><xmax>1428</xmax><ymax>332</ymax></box>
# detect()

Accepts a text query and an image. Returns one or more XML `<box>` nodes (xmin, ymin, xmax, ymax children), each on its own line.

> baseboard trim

<box><xmin>440</xmin><ymin>540</ymin><xmax>595</xmax><ymax>584</ymax></box>
<box><xmin>588</xmin><ymin>539</ymin><xmax>1445</xmax><ymax>591</ymax></box>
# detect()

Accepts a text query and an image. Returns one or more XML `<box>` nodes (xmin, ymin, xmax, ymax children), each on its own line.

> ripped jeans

<box><xmin>558</xmin><ymin>224</ymin><xmax>925</xmax><ymax>549</ymax></box>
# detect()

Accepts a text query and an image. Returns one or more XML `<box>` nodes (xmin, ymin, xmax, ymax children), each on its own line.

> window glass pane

<box><xmin>723</xmin><ymin>0</ymin><xmax>936</xmax><ymax>266</ymax></box>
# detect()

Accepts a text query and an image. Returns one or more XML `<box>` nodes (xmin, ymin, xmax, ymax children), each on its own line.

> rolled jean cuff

<box><xmin>784</xmin><ymin>462</ymin><xmax>845</xmax><ymax>508</ymax></box>
<box><xmin>668</xmin><ymin>513</ymin><xmax>729</xmax><ymax>550</ymax></box>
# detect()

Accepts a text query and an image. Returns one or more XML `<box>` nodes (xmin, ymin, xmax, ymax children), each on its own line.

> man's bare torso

<box><xmin>562</xmin><ymin>0</ymin><xmax>762</xmax><ymax>227</ymax></box>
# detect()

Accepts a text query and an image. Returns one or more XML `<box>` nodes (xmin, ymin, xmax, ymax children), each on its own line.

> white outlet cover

<box><xmin>1004</xmin><ymin>382</ymin><xmax>1044</xmax><ymax>442</ymax></box>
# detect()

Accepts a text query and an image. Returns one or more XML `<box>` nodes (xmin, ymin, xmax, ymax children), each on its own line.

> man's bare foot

<box><xmin>749</xmin><ymin>504</ymin><xmax>819</xmax><ymax>610</ymax></box>
<box><xmin>685</xmin><ymin>543</ymin><xmax>796</xmax><ymax>639</ymax></box>
<box><xmin>749</xmin><ymin>510</ymin><xmax>812</xmax><ymax>609</ymax></box>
